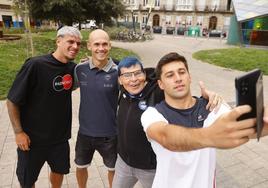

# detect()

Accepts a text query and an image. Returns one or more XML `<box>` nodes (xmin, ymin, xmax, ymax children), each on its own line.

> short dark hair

<box><xmin>118</xmin><ymin>56</ymin><xmax>144</xmax><ymax>76</ymax></box>
<box><xmin>155</xmin><ymin>52</ymin><xmax>188</xmax><ymax>79</ymax></box>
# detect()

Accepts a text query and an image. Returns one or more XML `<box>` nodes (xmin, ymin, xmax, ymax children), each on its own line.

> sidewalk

<box><xmin>1</xmin><ymin>35</ymin><xmax>268</xmax><ymax>187</ymax></box>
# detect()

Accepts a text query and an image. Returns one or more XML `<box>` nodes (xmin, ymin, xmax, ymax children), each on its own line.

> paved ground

<box><xmin>1</xmin><ymin>34</ymin><xmax>268</xmax><ymax>187</ymax></box>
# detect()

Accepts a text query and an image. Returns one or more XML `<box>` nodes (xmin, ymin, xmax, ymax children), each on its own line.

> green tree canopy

<box><xmin>19</xmin><ymin>0</ymin><xmax>125</xmax><ymax>26</ymax></box>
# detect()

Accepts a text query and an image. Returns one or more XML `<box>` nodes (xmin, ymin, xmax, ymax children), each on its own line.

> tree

<box><xmin>18</xmin><ymin>0</ymin><xmax>125</xmax><ymax>26</ymax></box>
<box><xmin>79</xmin><ymin>0</ymin><xmax>125</xmax><ymax>25</ymax></box>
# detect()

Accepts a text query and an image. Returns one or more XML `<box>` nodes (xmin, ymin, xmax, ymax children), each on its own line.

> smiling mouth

<box><xmin>129</xmin><ymin>83</ymin><xmax>140</xmax><ymax>88</ymax></box>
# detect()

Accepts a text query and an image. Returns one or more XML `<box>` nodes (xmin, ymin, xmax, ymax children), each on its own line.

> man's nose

<box><xmin>174</xmin><ymin>73</ymin><xmax>182</xmax><ymax>81</ymax></box>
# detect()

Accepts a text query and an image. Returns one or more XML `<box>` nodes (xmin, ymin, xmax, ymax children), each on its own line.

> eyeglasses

<box><xmin>120</xmin><ymin>70</ymin><xmax>144</xmax><ymax>79</ymax></box>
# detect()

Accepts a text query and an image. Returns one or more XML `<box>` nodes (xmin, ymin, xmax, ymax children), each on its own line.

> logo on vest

<box><xmin>138</xmin><ymin>100</ymin><xmax>148</xmax><ymax>111</ymax></box>
<box><xmin>105</xmin><ymin>74</ymin><xmax>112</xmax><ymax>81</ymax></box>
<box><xmin>53</xmin><ymin>74</ymin><xmax>73</xmax><ymax>91</ymax></box>
<box><xmin>197</xmin><ymin>114</ymin><xmax>205</xmax><ymax>122</ymax></box>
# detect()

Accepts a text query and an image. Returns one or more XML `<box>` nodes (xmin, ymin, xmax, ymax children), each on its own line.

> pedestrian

<box><xmin>6</xmin><ymin>26</ymin><xmax>82</xmax><ymax>188</ymax></box>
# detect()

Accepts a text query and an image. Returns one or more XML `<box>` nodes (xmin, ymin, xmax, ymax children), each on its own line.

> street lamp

<box><xmin>130</xmin><ymin>5</ymin><xmax>136</xmax><ymax>33</ymax></box>
<box><xmin>144</xmin><ymin>0</ymin><xmax>154</xmax><ymax>30</ymax></box>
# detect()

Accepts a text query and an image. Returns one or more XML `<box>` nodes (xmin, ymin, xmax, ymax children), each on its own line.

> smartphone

<box><xmin>235</xmin><ymin>69</ymin><xmax>264</xmax><ymax>141</ymax></box>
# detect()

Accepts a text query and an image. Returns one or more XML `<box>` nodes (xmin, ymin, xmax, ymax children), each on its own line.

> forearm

<box><xmin>149</xmin><ymin>124</ymin><xmax>209</xmax><ymax>152</ymax></box>
<box><xmin>6</xmin><ymin>99</ymin><xmax>23</xmax><ymax>134</ymax></box>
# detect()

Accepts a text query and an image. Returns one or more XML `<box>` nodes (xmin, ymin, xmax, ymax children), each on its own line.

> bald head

<box><xmin>87</xmin><ymin>29</ymin><xmax>111</xmax><ymax>68</ymax></box>
<box><xmin>88</xmin><ymin>29</ymin><xmax>110</xmax><ymax>44</ymax></box>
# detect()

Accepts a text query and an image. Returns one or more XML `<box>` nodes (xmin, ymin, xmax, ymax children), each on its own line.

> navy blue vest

<box><xmin>155</xmin><ymin>97</ymin><xmax>210</xmax><ymax>128</ymax></box>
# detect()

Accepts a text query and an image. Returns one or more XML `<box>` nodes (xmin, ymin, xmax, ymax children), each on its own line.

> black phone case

<box><xmin>235</xmin><ymin>69</ymin><xmax>264</xmax><ymax>140</ymax></box>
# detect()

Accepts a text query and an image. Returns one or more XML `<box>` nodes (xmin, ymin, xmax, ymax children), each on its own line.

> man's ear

<box><xmin>108</xmin><ymin>41</ymin><xmax>111</xmax><ymax>50</ymax></box>
<box><xmin>118</xmin><ymin>77</ymin><xmax>123</xmax><ymax>85</ymax></box>
<box><xmin>56</xmin><ymin>38</ymin><xmax>61</xmax><ymax>47</ymax></box>
<box><xmin>87</xmin><ymin>41</ymin><xmax>91</xmax><ymax>51</ymax></box>
<box><xmin>157</xmin><ymin>79</ymin><xmax>164</xmax><ymax>90</ymax></box>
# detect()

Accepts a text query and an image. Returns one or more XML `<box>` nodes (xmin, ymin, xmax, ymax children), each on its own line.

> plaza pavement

<box><xmin>0</xmin><ymin>34</ymin><xmax>268</xmax><ymax>187</ymax></box>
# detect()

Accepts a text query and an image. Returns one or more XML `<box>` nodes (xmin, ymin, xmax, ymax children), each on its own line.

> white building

<box><xmin>120</xmin><ymin>0</ymin><xmax>234</xmax><ymax>33</ymax></box>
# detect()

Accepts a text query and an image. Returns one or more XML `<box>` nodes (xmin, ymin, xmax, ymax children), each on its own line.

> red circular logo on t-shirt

<box><xmin>53</xmin><ymin>74</ymin><xmax>73</xmax><ymax>91</ymax></box>
<box><xmin>62</xmin><ymin>74</ymin><xmax>72</xmax><ymax>90</ymax></box>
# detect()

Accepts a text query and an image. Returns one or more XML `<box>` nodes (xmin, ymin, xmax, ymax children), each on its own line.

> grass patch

<box><xmin>193</xmin><ymin>48</ymin><xmax>268</xmax><ymax>75</ymax></box>
<box><xmin>0</xmin><ymin>31</ymin><xmax>137</xmax><ymax>100</ymax></box>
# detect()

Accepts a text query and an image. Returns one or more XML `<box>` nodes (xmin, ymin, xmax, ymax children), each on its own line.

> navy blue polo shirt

<box><xmin>75</xmin><ymin>58</ymin><xmax>118</xmax><ymax>137</ymax></box>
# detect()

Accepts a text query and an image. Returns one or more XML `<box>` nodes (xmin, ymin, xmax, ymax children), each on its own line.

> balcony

<box><xmin>125</xmin><ymin>4</ymin><xmax>139</xmax><ymax>11</ymax></box>
<box><xmin>195</xmin><ymin>5</ymin><xmax>234</xmax><ymax>13</ymax></box>
<box><xmin>175</xmin><ymin>4</ymin><xmax>193</xmax><ymax>11</ymax></box>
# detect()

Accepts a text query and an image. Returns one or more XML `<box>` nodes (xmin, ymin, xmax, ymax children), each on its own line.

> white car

<box><xmin>73</xmin><ymin>20</ymin><xmax>98</xmax><ymax>29</ymax></box>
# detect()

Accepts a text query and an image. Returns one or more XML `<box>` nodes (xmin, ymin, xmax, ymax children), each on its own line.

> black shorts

<box><xmin>74</xmin><ymin>133</ymin><xmax>117</xmax><ymax>170</ymax></box>
<box><xmin>16</xmin><ymin>141</ymin><xmax>70</xmax><ymax>188</ymax></box>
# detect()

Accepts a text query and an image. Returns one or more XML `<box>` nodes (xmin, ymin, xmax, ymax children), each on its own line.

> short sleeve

<box><xmin>7</xmin><ymin>59</ymin><xmax>36</xmax><ymax>105</ymax></box>
<box><xmin>141</xmin><ymin>107</ymin><xmax>168</xmax><ymax>132</ymax></box>
<box><xmin>203</xmin><ymin>103</ymin><xmax>231</xmax><ymax>128</ymax></box>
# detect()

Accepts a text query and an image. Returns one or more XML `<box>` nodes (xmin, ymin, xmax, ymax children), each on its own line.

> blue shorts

<box><xmin>74</xmin><ymin>133</ymin><xmax>117</xmax><ymax>170</ymax></box>
<box><xmin>16</xmin><ymin>141</ymin><xmax>70</xmax><ymax>188</ymax></box>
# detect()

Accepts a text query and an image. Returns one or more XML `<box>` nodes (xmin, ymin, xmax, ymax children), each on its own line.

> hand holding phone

<box><xmin>235</xmin><ymin>69</ymin><xmax>264</xmax><ymax>141</ymax></box>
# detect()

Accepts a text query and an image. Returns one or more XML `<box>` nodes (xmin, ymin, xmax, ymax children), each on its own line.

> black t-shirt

<box><xmin>8</xmin><ymin>54</ymin><xmax>76</xmax><ymax>146</ymax></box>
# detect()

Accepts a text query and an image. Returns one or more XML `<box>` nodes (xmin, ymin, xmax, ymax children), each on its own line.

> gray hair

<box><xmin>57</xmin><ymin>26</ymin><xmax>82</xmax><ymax>39</ymax></box>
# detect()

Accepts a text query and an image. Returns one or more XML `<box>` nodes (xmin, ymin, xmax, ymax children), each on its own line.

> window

<box><xmin>165</xmin><ymin>15</ymin><xmax>171</xmax><ymax>25</ymax></box>
<box><xmin>176</xmin><ymin>0</ymin><xmax>193</xmax><ymax>10</ymax></box>
<box><xmin>224</xmin><ymin>17</ymin><xmax>230</xmax><ymax>26</ymax></box>
<box><xmin>134</xmin><ymin>14</ymin><xmax>138</xmax><ymax>22</ymax></box>
<box><xmin>143</xmin><ymin>14</ymin><xmax>148</xmax><ymax>23</ymax></box>
<box><xmin>197</xmin><ymin>16</ymin><xmax>203</xmax><ymax>25</ymax></box>
<box><xmin>155</xmin><ymin>0</ymin><xmax>160</xmax><ymax>7</ymax></box>
<box><xmin>176</xmin><ymin>16</ymin><xmax>182</xmax><ymax>25</ymax></box>
<box><xmin>186</xmin><ymin>16</ymin><xmax>192</xmax><ymax>25</ymax></box>
<box><xmin>143</xmin><ymin>0</ymin><xmax>148</xmax><ymax>6</ymax></box>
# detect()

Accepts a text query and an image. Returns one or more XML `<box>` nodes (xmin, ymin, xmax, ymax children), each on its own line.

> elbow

<box><xmin>160</xmin><ymin>136</ymin><xmax>179</xmax><ymax>152</ymax></box>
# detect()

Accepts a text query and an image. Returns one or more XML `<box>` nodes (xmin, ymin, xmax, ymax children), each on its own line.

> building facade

<box><xmin>121</xmin><ymin>0</ymin><xmax>234</xmax><ymax>34</ymax></box>
<box><xmin>0</xmin><ymin>0</ymin><xmax>25</xmax><ymax>28</ymax></box>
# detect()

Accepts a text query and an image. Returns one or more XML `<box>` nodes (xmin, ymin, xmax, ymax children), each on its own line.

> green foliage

<box><xmin>0</xmin><ymin>30</ymin><xmax>137</xmax><ymax>100</ymax></box>
<box><xmin>193</xmin><ymin>48</ymin><xmax>268</xmax><ymax>75</ymax></box>
<box><xmin>25</xmin><ymin>0</ymin><xmax>125</xmax><ymax>25</ymax></box>
<box><xmin>3</xmin><ymin>27</ymin><xmax>55</xmax><ymax>34</ymax></box>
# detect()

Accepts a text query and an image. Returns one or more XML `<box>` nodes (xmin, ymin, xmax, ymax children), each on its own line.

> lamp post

<box><xmin>144</xmin><ymin>0</ymin><xmax>154</xmax><ymax>30</ymax></box>
<box><xmin>130</xmin><ymin>5</ymin><xmax>136</xmax><ymax>33</ymax></box>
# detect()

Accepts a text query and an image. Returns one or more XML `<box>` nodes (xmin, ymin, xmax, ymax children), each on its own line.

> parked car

<box><xmin>166</xmin><ymin>27</ymin><xmax>175</xmax><ymax>34</ymax></box>
<box><xmin>73</xmin><ymin>20</ymin><xmax>98</xmax><ymax>29</ymax></box>
<box><xmin>177</xmin><ymin>27</ymin><xmax>185</xmax><ymax>35</ymax></box>
<box><xmin>153</xmin><ymin>26</ymin><xmax>162</xmax><ymax>33</ymax></box>
<box><xmin>208</xmin><ymin>30</ymin><xmax>222</xmax><ymax>37</ymax></box>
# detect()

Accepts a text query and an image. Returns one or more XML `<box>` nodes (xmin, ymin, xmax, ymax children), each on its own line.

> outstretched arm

<box><xmin>142</xmin><ymin>105</ymin><xmax>255</xmax><ymax>151</ymax></box>
<box><xmin>6</xmin><ymin>99</ymin><xmax>31</xmax><ymax>151</ymax></box>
